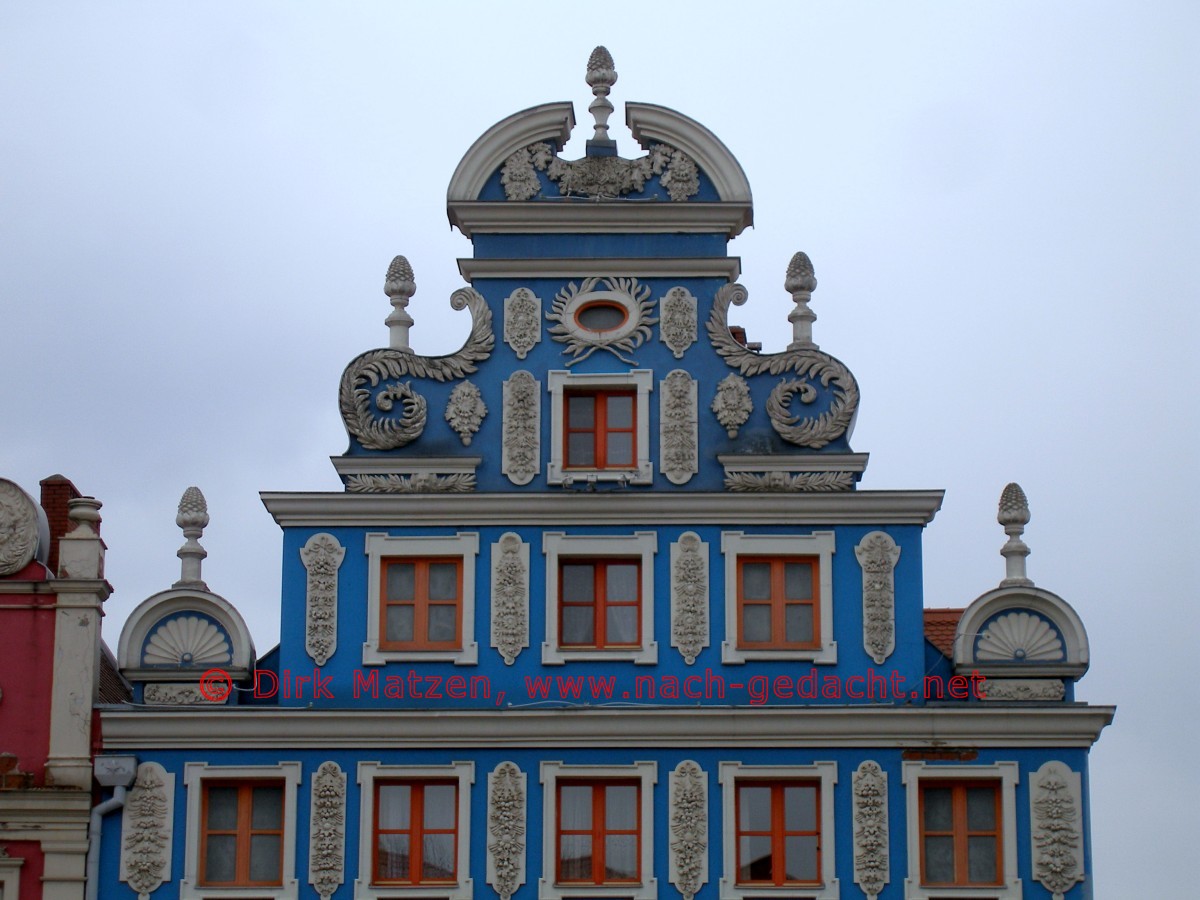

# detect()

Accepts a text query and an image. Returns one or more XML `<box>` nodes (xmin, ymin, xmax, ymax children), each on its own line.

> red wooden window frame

<box><xmin>372</xmin><ymin>780</ymin><xmax>458</xmax><ymax>885</ymax></box>
<box><xmin>379</xmin><ymin>557</ymin><xmax>462</xmax><ymax>651</ymax></box>
<box><xmin>199</xmin><ymin>780</ymin><xmax>285</xmax><ymax>887</ymax></box>
<box><xmin>556</xmin><ymin>780</ymin><xmax>641</xmax><ymax>885</ymax></box>
<box><xmin>918</xmin><ymin>780</ymin><xmax>1003</xmax><ymax>886</ymax></box>
<box><xmin>736</xmin><ymin>556</ymin><xmax>820</xmax><ymax>649</ymax></box>
<box><xmin>734</xmin><ymin>780</ymin><xmax>822</xmax><ymax>887</ymax></box>
<box><xmin>558</xmin><ymin>558</ymin><xmax>642</xmax><ymax>649</ymax></box>
<box><xmin>563</xmin><ymin>389</ymin><xmax>637</xmax><ymax>470</ymax></box>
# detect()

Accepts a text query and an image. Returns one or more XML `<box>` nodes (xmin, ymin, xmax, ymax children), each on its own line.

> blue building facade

<box><xmin>98</xmin><ymin>49</ymin><xmax>1112</xmax><ymax>900</ymax></box>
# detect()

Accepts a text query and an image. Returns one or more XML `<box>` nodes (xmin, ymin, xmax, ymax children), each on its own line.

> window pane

<box><xmin>251</xmin><ymin>786</ymin><xmax>283</xmax><ymax>829</ymax></box>
<box><xmin>606</xmin><ymin>606</ymin><xmax>638</xmax><ymax>645</ymax></box>
<box><xmin>785</xmin><ymin>784</ymin><xmax>817</xmax><ymax>831</ymax></box>
<box><xmin>923</xmin><ymin>787</ymin><xmax>953</xmax><ymax>830</ymax></box>
<box><xmin>377</xmin><ymin>834</ymin><xmax>410</xmax><ymax>880</ymax></box>
<box><xmin>785</xmin><ymin>604</ymin><xmax>814</xmax><ymax>644</ymax></box>
<box><xmin>924</xmin><ymin>835</ymin><xmax>955</xmax><ymax>883</ymax></box>
<box><xmin>738</xmin><ymin>785</ymin><xmax>772</xmax><ymax>831</ymax></box>
<box><xmin>606</xmin><ymin>395</ymin><xmax>633</xmax><ymax>428</ymax></box>
<box><xmin>206</xmin><ymin>786</ymin><xmax>238</xmax><ymax>830</ymax></box>
<box><xmin>204</xmin><ymin>834</ymin><xmax>237</xmax><ymax>883</ymax></box>
<box><xmin>386</xmin><ymin>563</ymin><xmax>415</xmax><ymax>601</ymax></box>
<box><xmin>784</xmin><ymin>562</ymin><xmax>812</xmax><ymax>599</ymax></box>
<box><xmin>559</xmin><ymin>835</ymin><xmax>592</xmax><ymax>881</ymax></box>
<box><xmin>785</xmin><ymin>835</ymin><xmax>819</xmax><ymax>882</ymax></box>
<box><xmin>742</xmin><ymin>605</ymin><xmax>771</xmax><ymax>642</ymax></box>
<box><xmin>605</xmin><ymin>834</ymin><xmax>638</xmax><ymax>879</ymax></box>
<box><xmin>967</xmin><ymin>786</ymin><xmax>997</xmax><ymax>830</ymax></box>
<box><xmin>605</xmin><ymin>564</ymin><xmax>638</xmax><ymax>600</ymax></box>
<box><xmin>605</xmin><ymin>784</ymin><xmax>638</xmax><ymax>830</ymax></box>
<box><xmin>606</xmin><ymin>432</ymin><xmax>633</xmax><ymax>465</ymax></box>
<box><xmin>386</xmin><ymin>605</ymin><xmax>414</xmax><ymax>643</ymax></box>
<box><xmin>741</xmin><ymin>563</ymin><xmax>771</xmax><ymax>600</ymax></box>
<box><xmin>422</xmin><ymin>833</ymin><xmax>456</xmax><ymax>880</ymax></box>
<box><xmin>427</xmin><ymin>604</ymin><xmax>457</xmax><ymax>642</ymax></box>
<box><xmin>427</xmin><ymin>563</ymin><xmax>458</xmax><ymax>600</ymax></box>
<box><xmin>567</xmin><ymin>433</ymin><xmax>595</xmax><ymax>466</ymax></box>
<box><xmin>560</xmin><ymin>785</ymin><xmax>592</xmax><ymax>830</ymax></box>
<box><xmin>739</xmin><ymin>834</ymin><xmax>773</xmax><ymax>882</ymax></box>
<box><xmin>577</xmin><ymin>303</ymin><xmax>626</xmax><ymax>332</ymax></box>
<box><xmin>249</xmin><ymin>834</ymin><xmax>281</xmax><ymax>883</ymax></box>
<box><xmin>562</xmin><ymin>606</ymin><xmax>594</xmax><ymax>645</ymax></box>
<box><xmin>377</xmin><ymin>784</ymin><xmax>411</xmax><ymax>830</ymax></box>
<box><xmin>562</xmin><ymin>564</ymin><xmax>595</xmax><ymax>602</ymax></box>
<box><xmin>568</xmin><ymin>395</ymin><xmax>595</xmax><ymax>428</ymax></box>
<box><xmin>424</xmin><ymin>784</ymin><xmax>456</xmax><ymax>829</ymax></box>
<box><xmin>968</xmin><ymin>836</ymin><xmax>998</xmax><ymax>884</ymax></box>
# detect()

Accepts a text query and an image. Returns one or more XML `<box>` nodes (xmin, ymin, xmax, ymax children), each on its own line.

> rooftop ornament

<box><xmin>384</xmin><ymin>255</ymin><xmax>416</xmax><ymax>352</ymax></box>
<box><xmin>173</xmin><ymin>486</ymin><xmax>209</xmax><ymax>590</ymax></box>
<box><xmin>785</xmin><ymin>252</ymin><xmax>819</xmax><ymax>350</ymax></box>
<box><xmin>585</xmin><ymin>46</ymin><xmax>618</xmax><ymax>155</ymax></box>
<box><xmin>998</xmin><ymin>482</ymin><xmax>1033</xmax><ymax>587</ymax></box>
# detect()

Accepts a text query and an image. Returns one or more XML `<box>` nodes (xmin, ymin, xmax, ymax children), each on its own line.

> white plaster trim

<box><xmin>459</xmin><ymin>255</ymin><xmax>741</xmax><ymax>281</ymax></box>
<box><xmin>309</xmin><ymin>761</ymin><xmax>347</xmax><ymax>900</ymax></box>
<box><xmin>0</xmin><ymin>850</ymin><xmax>22</xmax><ymax>900</ymax></box>
<box><xmin>900</xmin><ymin>761</ymin><xmax>1022</xmax><ymax>900</ymax></box>
<box><xmin>302</xmin><ymin>533</ymin><xmax>344</xmax><ymax>667</ymax></box>
<box><xmin>354</xmin><ymin>761</ymin><xmax>475</xmax><ymax>900</ymax></box>
<box><xmin>547</xmin><ymin>370</ymin><xmax>653</xmax><ymax>485</ymax></box>
<box><xmin>626</xmin><ymin>102</ymin><xmax>754</xmax><ymax>205</ymax></box>
<box><xmin>668</xmin><ymin>760</ymin><xmax>708</xmax><ymax>900</ymax></box>
<box><xmin>717</xmin><ymin>761</ymin><xmax>839</xmax><ymax>900</ymax></box>
<box><xmin>448</xmin><ymin>202</ymin><xmax>753</xmax><ymax>239</ymax></box>
<box><xmin>446</xmin><ymin>102</ymin><xmax>574</xmax><ymax>204</ymax></box>
<box><xmin>856</xmin><ymin>532</ymin><xmax>899</xmax><ymax>665</ymax></box>
<box><xmin>331</xmin><ymin>456</ymin><xmax>482</xmax><ymax>478</ymax></box>
<box><xmin>487</xmin><ymin>762</ymin><xmax>527</xmax><ymax>900</ymax></box>
<box><xmin>541</xmin><ymin>532</ymin><xmax>658</xmax><ymax>665</ymax></box>
<box><xmin>659</xmin><ymin>370</ymin><xmax>698</xmax><ymax>485</ymax></box>
<box><xmin>954</xmin><ymin>586</ymin><xmax>1089</xmax><ymax>678</ymax></box>
<box><xmin>503</xmin><ymin>371</ymin><xmax>541</xmax><ymax>486</ymax></box>
<box><xmin>538</xmin><ymin>761</ymin><xmax>658</xmax><ymax>900</ymax></box>
<box><xmin>720</xmin><ymin>532</ymin><xmax>837</xmax><ymax>664</ymax></box>
<box><xmin>118</xmin><ymin>588</ymin><xmax>255</xmax><ymax>677</ymax></box>
<box><xmin>362</xmin><ymin>533</ymin><xmax>479</xmax><ymax>666</ymax></box>
<box><xmin>717</xmin><ymin>454</ymin><xmax>870</xmax><ymax>475</ymax></box>
<box><xmin>1029</xmin><ymin>762</ymin><xmax>1084</xmax><ymax>900</ymax></box>
<box><xmin>120</xmin><ymin>762</ymin><xmax>174</xmax><ymax>897</ymax></box>
<box><xmin>852</xmin><ymin>761</ymin><xmax>888</xmax><ymax>900</ymax></box>
<box><xmin>670</xmin><ymin>532</ymin><xmax>709</xmax><ymax>665</ymax></box>
<box><xmin>180</xmin><ymin>761</ymin><xmax>301</xmax><ymax>900</ymax></box>
<box><xmin>490</xmin><ymin>533</ymin><xmax>530</xmax><ymax>665</ymax></box>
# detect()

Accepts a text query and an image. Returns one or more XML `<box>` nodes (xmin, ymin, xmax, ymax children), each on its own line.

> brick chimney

<box><xmin>39</xmin><ymin>474</ymin><xmax>88</xmax><ymax>576</ymax></box>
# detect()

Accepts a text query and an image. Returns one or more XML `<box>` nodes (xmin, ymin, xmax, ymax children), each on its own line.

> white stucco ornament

<box><xmin>711</xmin><ymin>373</ymin><xmax>752</xmax><ymax>438</ymax></box>
<box><xmin>308</xmin><ymin>761</ymin><xmax>346</xmax><ymax>900</ymax></box>
<box><xmin>0</xmin><ymin>479</ymin><xmax>40</xmax><ymax>576</ymax></box>
<box><xmin>546</xmin><ymin>276</ymin><xmax>657</xmax><ymax>365</ymax></box>
<box><xmin>487</xmin><ymin>762</ymin><xmax>526</xmax><ymax>900</ymax></box>
<box><xmin>660</xmin><ymin>370</ymin><xmax>698</xmax><ymax>485</ymax></box>
<box><xmin>445</xmin><ymin>380</ymin><xmax>488</xmax><ymax>446</ymax></box>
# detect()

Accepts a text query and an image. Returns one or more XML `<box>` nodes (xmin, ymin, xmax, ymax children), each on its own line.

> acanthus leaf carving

<box><xmin>855</xmin><ymin>531</ymin><xmax>900</xmax><ymax>665</ymax></box>
<box><xmin>445</xmin><ymin>380</ymin><xmax>488</xmax><ymax>446</ymax></box>
<box><xmin>711</xmin><ymin>373</ymin><xmax>752</xmax><ymax>439</ymax></box>
<box><xmin>344</xmin><ymin>473</ymin><xmax>476</xmax><ymax>494</ymax></box>
<box><xmin>487</xmin><ymin>762</ymin><xmax>526</xmax><ymax>900</ymax></box>
<box><xmin>301</xmin><ymin>533</ymin><xmax>345</xmax><ymax>667</ymax></box>
<box><xmin>668</xmin><ymin>760</ymin><xmax>707</xmax><ymax>900</ymax></box>
<box><xmin>659</xmin><ymin>286</ymin><xmax>697</xmax><ymax>358</ymax></box>
<box><xmin>501</xmin><ymin>141</ymin><xmax>700</xmax><ymax>202</ymax></box>
<box><xmin>660</xmin><ymin>370</ymin><xmax>697</xmax><ymax>485</ymax></box>
<box><xmin>120</xmin><ymin>762</ymin><xmax>173</xmax><ymax>900</ymax></box>
<box><xmin>502</xmin><ymin>371</ymin><xmax>540</xmax><ymax>486</ymax></box>
<box><xmin>980</xmin><ymin>678</ymin><xmax>1066</xmax><ymax>701</ymax></box>
<box><xmin>142</xmin><ymin>683</ymin><xmax>223</xmax><ymax>705</ymax></box>
<box><xmin>308</xmin><ymin>761</ymin><xmax>346</xmax><ymax>900</ymax></box>
<box><xmin>0</xmin><ymin>480</ymin><xmax>39</xmax><ymax>577</ymax></box>
<box><xmin>1031</xmin><ymin>762</ymin><xmax>1084</xmax><ymax>900</ymax></box>
<box><xmin>491</xmin><ymin>533</ymin><xmax>529</xmax><ymax>666</ymax></box>
<box><xmin>546</xmin><ymin>276</ymin><xmax>657</xmax><ymax>365</ymax></box>
<box><xmin>852</xmin><ymin>761</ymin><xmax>888</xmax><ymax>900</ymax></box>
<box><xmin>670</xmin><ymin>532</ymin><xmax>708</xmax><ymax>665</ymax></box>
<box><xmin>724</xmin><ymin>471</ymin><xmax>855</xmax><ymax>492</ymax></box>
<box><xmin>503</xmin><ymin>287</ymin><xmax>542</xmax><ymax>359</ymax></box>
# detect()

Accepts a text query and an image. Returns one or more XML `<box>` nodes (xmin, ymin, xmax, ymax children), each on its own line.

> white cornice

<box><xmin>99</xmin><ymin>705</ymin><xmax>1115</xmax><ymax>750</ymax></box>
<box><xmin>259</xmin><ymin>490</ymin><xmax>945</xmax><ymax>527</ymax></box>
<box><xmin>330</xmin><ymin>456</ymin><xmax>482</xmax><ymax>477</ymax></box>
<box><xmin>717</xmin><ymin>453</ymin><xmax>870</xmax><ymax>474</ymax></box>
<box><xmin>458</xmin><ymin>256</ymin><xmax>742</xmax><ymax>281</ymax></box>
<box><xmin>447</xmin><ymin>201</ymin><xmax>753</xmax><ymax>238</ymax></box>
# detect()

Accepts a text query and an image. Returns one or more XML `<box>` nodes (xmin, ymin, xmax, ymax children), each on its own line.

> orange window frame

<box><xmin>734</xmin><ymin>780</ymin><xmax>822</xmax><ymax>886</ymax></box>
<box><xmin>198</xmin><ymin>780</ymin><xmax>285</xmax><ymax>887</ymax></box>
<box><xmin>556</xmin><ymin>780</ymin><xmax>641</xmax><ymax>885</ymax></box>
<box><xmin>918</xmin><ymin>780</ymin><xmax>1003</xmax><ymax>886</ymax></box>
<box><xmin>563</xmin><ymin>389</ymin><xmax>637</xmax><ymax>470</ymax></box>
<box><xmin>373</xmin><ymin>780</ymin><xmax>458</xmax><ymax>885</ymax></box>
<box><xmin>736</xmin><ymin>556</ymin><xmax>820</xmax><ymax>649</ymax></box>
<box><xmin>379</xmin><ymin>557</ymin><xmax>463</xmax><ymax>651</ymax></box>
<box><xmin>558</xmin><ymin>558</ymin><xmax>642</xmax><ymax>649</ymax></box>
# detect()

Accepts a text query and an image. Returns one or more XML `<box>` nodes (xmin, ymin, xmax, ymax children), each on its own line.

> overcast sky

<box><xmin>2</xmin><ymin>2</ymin><xmax>1196</xmax><ymax>895</ymax></box>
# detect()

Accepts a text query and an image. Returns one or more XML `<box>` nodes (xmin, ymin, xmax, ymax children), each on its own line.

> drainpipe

<box><xmin>88</xmin><ymin>756</ymin><xmax>138</xmax><ymax>900</ymax></box>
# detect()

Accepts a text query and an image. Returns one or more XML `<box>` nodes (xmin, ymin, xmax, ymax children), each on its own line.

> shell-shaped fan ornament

<box><xmin>976</xmin><ymin>611</ymin><xmax>1064</xmax><ymax>662</ymax></box>
<box><xmin>143</xmin><ymin>615</ymin><xmax>232</xmax><ymax>667</ymax></box>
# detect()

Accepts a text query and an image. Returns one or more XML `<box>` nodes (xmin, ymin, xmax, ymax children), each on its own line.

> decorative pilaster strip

<box><xmin>670</xmin><ymin>532</ymin><xmax>709</xmax><ymax>665</ymax></box>
<box><xmin>1031</xmin><ymin>761</ymin><xmax>1085</xmax><ymax>900</ymax></box>
<box><xmin>487</xmin><ymin>762</ymin><xmax>527</xmax><ymax>900</ymax></box>
<box><xmin>669</xmin><ymin>760</ymin><xmax>707</xmax><ymax>900</ymax></box>
<box><xmin>502</xmin><ymin>371</ymin><xmax>540</xmax><ymax>485</ymax></box>
<box><xmin>660</xmin><ymin>370</ymin><xmax>698</xmax><ymax>485</ymax></box>
<box><xmin>855</xmin><ymin>531</ymin><xmax>900</xmax><ymax>665</ymax></box>
<box><xmin>491</xmin><ymin>533</ymin><xmax>530</xmax><ymax>665</ymax></box>
<box><xmin>309</xmin><ymin>761</ymin><xmax>346</xmax><ymax>900</ymax></box>
<box><xmin>301</xmin><ymin>533</ymin><xmax>345</xmax><ymax>667</ymax></box>
<box><xmin>503</xmin><ymin>288</ymin><xmax>542</xmax><ymax>359</ymax></box>
<box><xmin>853</xmin><ymin>760</ymin><xmax>888</xmax><ymax>900</ymax></box>
<box><xmin>120</xmin><ymin>762</ymin><xmax>174</xmax><ymax>900</ymax></box>
<box><xmin>659</xmin><ymin>286</ymin><xmax>697</xmax><ymax>358</ymax></box>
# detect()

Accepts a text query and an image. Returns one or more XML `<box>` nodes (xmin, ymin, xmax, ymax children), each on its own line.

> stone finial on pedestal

<box><xmin>174</xmin><ymin>487</ymin><xmax>209</xmax><ymax>590</ymax></box>
<box><xmin>58</xmin><ymin>496</ymin><xmax>105</xmax><ymax>579</ymax></box>
<box><xmin>585</xmin><ymin>46</ymin><xmax>618</xmax><ymax>155</ymax></box>
<box><xmin>998</xmin><ymin>482</ymin><xmax>1033</xmax><ymax>587</ymax></box>
<box><xmin>384</xmin><ymin>255</ymin><xmax>416</xmax><ymax>351</ymax></box>
<box><xmin>785</xmin><ymin>252</ymin><xmax>819</xmax><ymax>350</ymax></box>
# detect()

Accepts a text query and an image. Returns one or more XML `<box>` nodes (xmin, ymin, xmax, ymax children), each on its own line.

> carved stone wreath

<box><xmin>0</xmin><ymin>479</ymin><xmax>39</xmax><ymax>576</ymax></box>
<box><xmin>501</xmin><ymin>141</ymin><xmax>700</xmax><ymax>202</ymax></box>
<box><xmin>445</xmin><ymin>380</ymin><xmax>487</xmax><ymax>446</ymax></box>
<box><xmin>338</xmin><ymin>287</ymin><xmax>494</xmax><ymax>450</ymax></box>
<box><xmin>707</xmin><ymin>283</ymin><xmax>859</xmax><ymax>448</ymax></box>
<box><xmin>546</xmin><ymin>276</ymin><xmax>657</xmax><ymax>365</ymax></box>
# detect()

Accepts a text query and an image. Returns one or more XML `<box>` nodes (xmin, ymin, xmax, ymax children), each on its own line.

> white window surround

<box><xmin>354</xmin><ymin>761</ymin><xmax>475</xmax><ymax>900</ymax></box>
<box><xmin>363</xmin><ymin>533</ymin><xmax>479</xmax><ymax>666</ymax></box>
<box><xmin>538</xmin><ymin>760</ymin><xmax>658</xmax><ymax>900</ymax></box>
<box><xmin>717</xmin><ymin>761</ymin><xmax>840</xmax><ymax>900</ymax></box>
<box><xmin>541</xmin><ymin>532</ymin><xmax>659</xmax><ymax>665</ymax></box>
<box><xmin>720</xmin><ymin>532</ymin><xmax>837</xmax><ymax>664</ymax></box>
<box><xmin>547</xmin><ymin>370</ymin><xmax>654</xmax><ymax>485</ymax></box>
<box><xmin>900</xmin><ymin>761</ymin><xmax>1022</xmax><ymax>900</ymax></box>
<box><xmin>0</xmin><ymin>851</ymin><xmax>22</xmax><ymax>900</ymax></box>
<box><xmin>180</xmin><ymin>761</ymin><xmax>302</xmax><ymax>900</ymax></box>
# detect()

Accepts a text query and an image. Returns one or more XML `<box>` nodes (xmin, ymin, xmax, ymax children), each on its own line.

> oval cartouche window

<box><xmin>575</xmin><ymin>301</ymin><xmax>628</xmax><ymax>333</ymax></box>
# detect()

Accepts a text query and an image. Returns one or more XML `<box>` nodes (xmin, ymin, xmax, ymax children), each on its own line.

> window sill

<box><xmin>719</xmin><ymin>878</ymin><xmax>841</xmax><ymax>899</ymax></box>
<box><xmin>541</xmin><ymin>642</ymin><xmax>659</xmax><ymax>665</ymax></box>
<box><xmin>903</xmin><ymin>879</ymin><xmax>1023</xmax><ymax>900</ymax></box>
<box><xmin>361</xmin><ymin>642</ymin><xmax>479</xmax><ymax>666</ymax></box>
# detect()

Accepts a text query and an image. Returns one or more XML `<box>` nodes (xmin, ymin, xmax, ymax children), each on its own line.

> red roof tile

<box><xmin>924</xmin><ymin>608</ymin><xmax>965</xmax><ymax>659</ymax></box>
